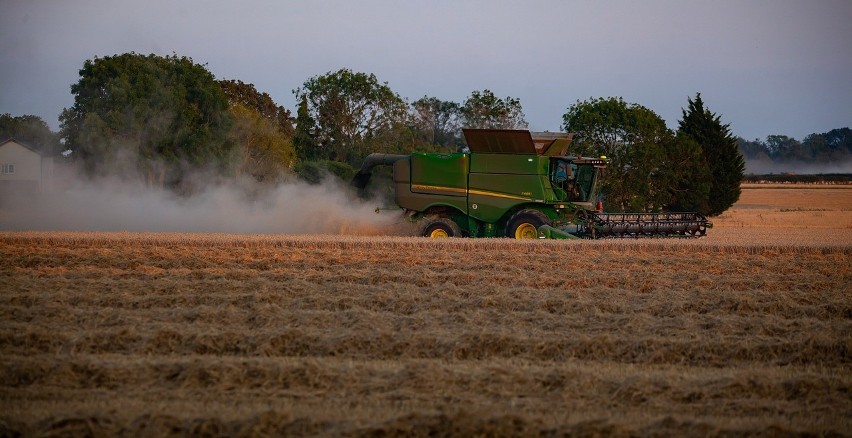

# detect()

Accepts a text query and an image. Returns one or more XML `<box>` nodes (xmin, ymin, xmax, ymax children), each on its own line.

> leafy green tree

<box><xmin>737</xmin><ymin>138</ymin><xmax>771</xmax><ymax>161</ymax></box>
<box><xmin>293</xmin><ymin>68</ymin><xmax>408</xmax><ymax>166</ymax></box>
<box><xmin>60</xmin><ymin>53</ymin><xmax>234</xmax><ymax>188</ymax></box>
<box><xmin>821</xmin><ymin>128</ymin><xmax>852</xmax><ymax>152</ymax></box>
<box><xmin>737</xmin><ymin>128</ymin><xmax>851</xmax><ymax>169</ymax></box>
<box><xmin>411</xmin><ymin>96</ymin><xmax>462</xmax><ymax>149</ymax></box>
<box><xmin>0</xmin><ymin>114</ymin><xmax>61</xmax><ymax>155</ymax></box>
<box><xmin>219</xmin><ymin>80</ymin><xmax>296</xmax><ymax>183</ymax></box>
<box><xmin>800</xmin><ymin>134</ymin><xmax>826</xmax><ymax>163</ymax></box>
<box><xmin>219</xmin><ymin>79</ymin><xmax>294</xmax><ymax>138</ymax></box>
<box><xmin>677</xmin><ymin>93</ymin><xmax>744</xmax><ymax>216</ymax></box>
<box><xmin>803</xmin><ymin>128</ymin><xmax>852</xmax><ymax>163</ymax></box>
<box><xmin>662</xmin><ymin>133</ymin><xmax>711</xmax><ymax>213</ymax></box>
<box><xmin>764</xmin><ymin>135</ymin><xmax>800</xmax><ymax>160</ymax></box>
<box><xmin>228</xmin><ymin>104</ymin><xmax>296</xmax><ymax>184</ymax></box>
<box><xmin>461</xmin><ymin>90</ymin><xmax>527</xmax><ymax>130</ymax></box>
<box><xmin>562</xmin><ymin>97</ymin><xmax>676</xmax><ymax>212</ymax></box>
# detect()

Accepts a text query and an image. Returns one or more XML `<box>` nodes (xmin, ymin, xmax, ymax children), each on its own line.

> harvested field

<box><xmin>709</xmin><ymin>183</ymin><xmax>852</xmax><ymax>245</ymax></box>
<box><xmin>1</xmin><ymin>185</ymin><xmax>851</xmax><ymax>436</ymax></box>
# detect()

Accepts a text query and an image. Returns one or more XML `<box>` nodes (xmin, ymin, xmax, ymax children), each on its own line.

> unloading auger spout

<box><xmin>352</xmin><ymin>153</ymin><xmax>409</xmax><ymax>190</ymax></box>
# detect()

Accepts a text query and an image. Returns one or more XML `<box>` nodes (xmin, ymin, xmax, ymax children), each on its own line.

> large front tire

<box><xmin>420</xmin><ymin>217</ymin><xmax>463</xmax><ymax>238</ymax></box>
<box><xmin>506</xmin><ymin>209</ymin><xmax>551</xmax><ymax>239</ymax></box>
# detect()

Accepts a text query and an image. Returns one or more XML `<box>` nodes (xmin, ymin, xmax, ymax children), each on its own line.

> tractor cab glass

<box><xmin>551</xmin><ymin>159</ymin><xmax>595</xmax><ymax>202</ymax></box>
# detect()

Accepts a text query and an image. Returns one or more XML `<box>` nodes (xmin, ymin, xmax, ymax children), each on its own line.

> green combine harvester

<box><xmin>353</xmin><ymin>129</ymin><xmax>711</xmax><ymax>239</ymax></box>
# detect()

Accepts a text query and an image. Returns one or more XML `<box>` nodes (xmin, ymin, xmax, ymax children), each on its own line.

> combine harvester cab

<box><xmin>353</xmin><ymin>129</ymin><xmax>711</xmax><ymax>239</ymax></box>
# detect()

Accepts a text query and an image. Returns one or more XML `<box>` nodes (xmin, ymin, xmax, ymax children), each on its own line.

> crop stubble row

<box><xmin>1</xmin><ymin>232</ymin><xmax>850</xmax><ymax>436</ymax></box>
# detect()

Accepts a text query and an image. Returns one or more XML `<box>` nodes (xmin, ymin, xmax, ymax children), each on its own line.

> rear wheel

<box><xmin>506</xmin><ymin>209</ymin><xmax>551</xmax><ymax>239</ymax></box>
<box><xmin>420</xmin><ymin>217</ymin><xmax>463</xmax><ymax>238</ymax></box>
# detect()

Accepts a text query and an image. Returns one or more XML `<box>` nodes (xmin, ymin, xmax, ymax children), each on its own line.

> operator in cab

<box><xmin>553</xmin><ymin>160</ymin><xmax>581</xmax><ymax>201</ymax></box>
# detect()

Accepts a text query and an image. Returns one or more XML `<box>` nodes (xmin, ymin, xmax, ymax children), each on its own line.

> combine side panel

<box><xmin>467</xmin><ymin>153</ymin><xmax>550</xmax><ymax>224</ymax></box>
<box><xmin>409</xmin><ymin>153</ymin><xmax>469</xmax><ymax>196</ymax></box>
<box><xmin>395</xmin><ymin>154</ymin><xmax>468</xmax><ymax>217</ymax></box>
<box><xmin>468</xmin><ymin>173</ymin><xmax>537</xmax><ymax>224</ymax></box>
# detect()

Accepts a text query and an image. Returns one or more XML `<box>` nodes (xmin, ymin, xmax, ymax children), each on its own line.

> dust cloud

<box><xmin>0</xmin><ymin>172</ymin><xmax>404</xmax><ymax>235</ymax></box>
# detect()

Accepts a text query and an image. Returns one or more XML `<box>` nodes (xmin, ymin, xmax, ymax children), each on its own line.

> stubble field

<box><xmin>1</xmin><ymin>184</ymin><xmax>850</xmax><ymax>436</ymax></box>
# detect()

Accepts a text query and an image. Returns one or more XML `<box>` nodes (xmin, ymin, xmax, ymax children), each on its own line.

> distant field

<box><xmin>707</xmin><ymin>183</ymin><xmax>852</xmax><ymax>246</ymax></box>
<box><xmin>1</xmin><ymin>185</ymin><xmax>850</xmax><ymax>436</ymax></box>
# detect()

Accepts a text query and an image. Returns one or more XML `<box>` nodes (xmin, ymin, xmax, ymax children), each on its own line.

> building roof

<box><xmin>0</xmin><ymin>138</ymin><xmax>45</xmax><ymax>156</ymax></box>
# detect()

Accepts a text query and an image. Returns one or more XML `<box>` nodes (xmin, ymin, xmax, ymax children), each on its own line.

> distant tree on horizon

<box><xmin>220</xmin><ymin>79</ymin><xmax>296</xmax><ymax>184</ymax></box>
<box><xmin>738</xmin><ymin>128</ymin><xmax>852</xmax><ymax>170</ymax></box>
<box><xmin>411</xmin><ymin>96</ymin><xmax>462</xmax><ymax>150</ymax></box>
<box><xmin>460</xmin><ymin>89</ymin><xmax>527</xmax><ymax>130</ymax></box>
<box><xmin>227</xmin><ymin>104</ymin><xmax>296</xmax><ymax>185</ymax></box>
<box><xmin>293</xmin><ymin>95</ymin><xmax>318</xmax><ymax>162</ymax></box>
<box><xmin>219</xmin><ymin>79</ymin><xmax>294</xmax><ymax>138</ymax></box>
<box><xmin>293</xmin><ymin>68</ymin><xmax>409</xmax><ymax>167</ymax></box>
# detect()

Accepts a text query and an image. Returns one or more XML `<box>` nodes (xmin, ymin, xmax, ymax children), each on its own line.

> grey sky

<box><xmin>1</xmin><ymin>0</ymin><xmax>850</xmax><ymax>141</ymax></box>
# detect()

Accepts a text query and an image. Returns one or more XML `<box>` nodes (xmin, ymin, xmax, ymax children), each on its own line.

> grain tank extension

<box><xmin>353</xmin><ymin>129</ymin><xmax>711</xmax><ymax>238</ymax></box>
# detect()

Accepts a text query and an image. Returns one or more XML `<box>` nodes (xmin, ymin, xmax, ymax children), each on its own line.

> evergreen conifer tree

<box><xmin>293</xmin><ymin>95</ymin><xmax>317</xmax><ymax>161</ymax></box>
<box><xmin>677</xmin><ymin>94</ymin><xmax>745</xmax><ymax>216</ymax></box>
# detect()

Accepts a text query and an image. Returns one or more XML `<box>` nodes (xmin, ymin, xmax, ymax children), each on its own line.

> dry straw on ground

<box><xmin>1</xmin><ymin>184</ymin><xmax>850</xmax><ymax>436</ymax></box>
<box><xmin>708</xmin><ymin>184</ymin><xmax>852</xmax><ymax>246</ymax></box>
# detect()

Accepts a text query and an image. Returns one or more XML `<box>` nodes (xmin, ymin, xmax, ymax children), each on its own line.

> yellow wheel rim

<box><xmin>515</xmin><ymin>223</ymin><xmax>538</xmax><ymax>239</ymax></box>
<box><xmin>429</xmin><ymin>228</ymin><xmax>449</xmax><ymax>238</ymax></box>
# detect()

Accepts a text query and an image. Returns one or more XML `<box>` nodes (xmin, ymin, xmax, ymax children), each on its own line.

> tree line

<box><xmin>737</xmin><ymin>128</ymin><xmax>852</xmax><ymax>170</ymax></box>
<box><xmin>3</xmin><ymin>52</ymin><xmax>750</xmax><ymax>215</ymax></box>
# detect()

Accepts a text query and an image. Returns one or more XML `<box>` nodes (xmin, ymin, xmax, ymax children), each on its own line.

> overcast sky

<box><xmin>1</xmin><ymin>0</ymin><xmax>850</xmax><ymax>141</ymax></box>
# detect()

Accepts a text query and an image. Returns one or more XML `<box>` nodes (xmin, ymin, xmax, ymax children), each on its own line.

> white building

<box><xmin>0</xmin><ymin>138</ymin><xmax>54</xmax><ymax>194</ymax></box>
